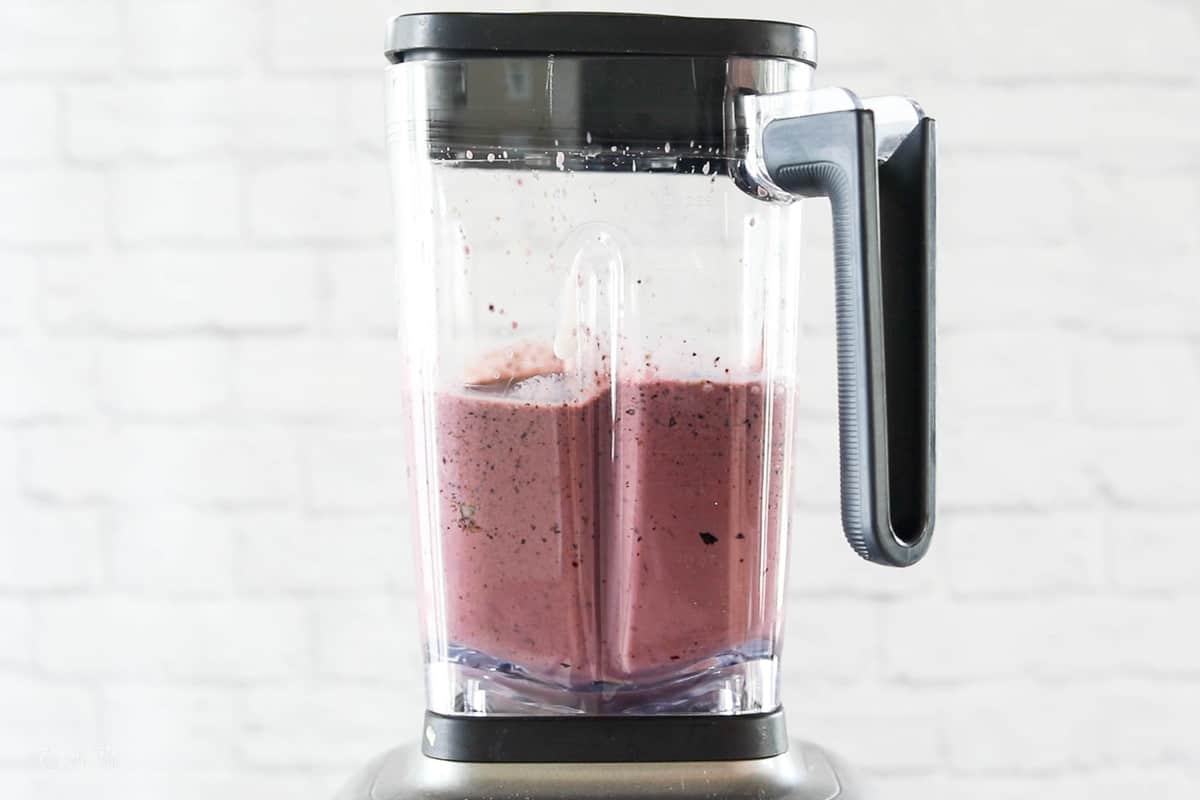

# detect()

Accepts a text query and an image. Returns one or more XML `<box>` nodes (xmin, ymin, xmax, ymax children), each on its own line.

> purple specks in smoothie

<box><xmin>433</xmin><ymin>372</ymin><xmax>786</xmax><ymax>686</ymax></box>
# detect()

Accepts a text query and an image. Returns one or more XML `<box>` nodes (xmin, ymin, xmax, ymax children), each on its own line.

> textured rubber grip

<box><xmin>762</xmin><ymin>110</ymin><xmax>935</xmax><ymax>566</ymax></box>
<box><xmin>776</xmin><ymin>159</ymin><xmax>874</xmax><ymax>557</ymax></box>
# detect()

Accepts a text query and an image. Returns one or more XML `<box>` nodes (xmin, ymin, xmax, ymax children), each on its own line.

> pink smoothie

<box><xmin>435</xmin><ymin>382</ymin><xmax>607</xmax><ymax>685</ymax></box>
<box><xmin>433</xmin><ymin>369</ymin><xmax>787</xmax><ymax>688</ymax></box>
<box><xmin>603</xmin><ymin>378</ymin><xmax>787</xmax><ymax>680</ymax></box>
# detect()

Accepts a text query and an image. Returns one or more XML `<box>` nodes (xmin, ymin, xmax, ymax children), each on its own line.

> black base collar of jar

<box><xmin>421</xmin><ymin>709</ymin><xmax>788</xmax><ymax>763</ymax></box>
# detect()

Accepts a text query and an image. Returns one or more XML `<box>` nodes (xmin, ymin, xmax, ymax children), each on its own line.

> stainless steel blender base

<box><xmin>334</xmin><ymin>740</ymin><xmax>867</xmax><ymax>800</ymax></box>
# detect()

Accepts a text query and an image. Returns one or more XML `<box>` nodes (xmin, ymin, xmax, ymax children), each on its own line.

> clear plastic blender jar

<box><xmin>385</xmin><ymin>12</ymin><xmax>935</xmax><ymax>720</ymax></box>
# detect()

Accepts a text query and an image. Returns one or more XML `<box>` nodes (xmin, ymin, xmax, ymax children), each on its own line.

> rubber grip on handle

<box><xmin>762</xmin><ymin>110</ymin><xmax>936</xmax><ymax>567</ymax></box>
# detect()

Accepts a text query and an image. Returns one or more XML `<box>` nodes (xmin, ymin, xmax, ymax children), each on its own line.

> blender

<box><xmin>338</xmin><ymin>12</ymin><xmax>935</xmax><ymax>798</ymax></box>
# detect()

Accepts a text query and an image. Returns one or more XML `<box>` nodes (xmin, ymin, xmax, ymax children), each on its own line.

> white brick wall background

<box><xmin>0</xmin><ymin>0</ymin><xmax>1197</xmax><ymax>797</ymax></box>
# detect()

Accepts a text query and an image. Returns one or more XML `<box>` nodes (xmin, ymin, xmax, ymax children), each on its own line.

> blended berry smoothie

<box><xmin>603</xmin><ymin>377</ymin><xmax>787</xmax><ymax>681</ymax></box>
<box><xmin>435</xmin><ymin>378</ymin><xmax>607</xmax><ymax>685</ymax></box>
<box><xmin>433</xmin><ymin>342</ymin><xmax>788</xmax><ymax>690</ymax></box>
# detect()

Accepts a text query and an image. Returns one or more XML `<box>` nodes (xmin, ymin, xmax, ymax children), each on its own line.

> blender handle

<box><xmin>761</xmin><ymin>109</ymin><xmax>936</xmax><ymax>566</ymax></box>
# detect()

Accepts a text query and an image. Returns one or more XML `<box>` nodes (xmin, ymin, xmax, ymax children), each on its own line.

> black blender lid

<box><xmin>384</xmin><ymin>12</ymin><xmax>816</xmax><ymax>65</ymax></box>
